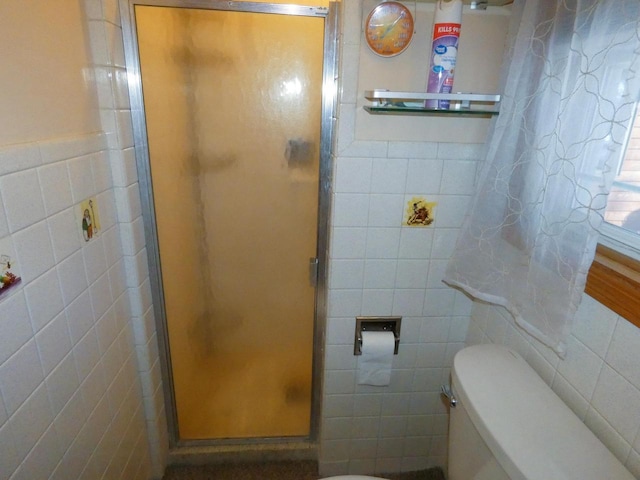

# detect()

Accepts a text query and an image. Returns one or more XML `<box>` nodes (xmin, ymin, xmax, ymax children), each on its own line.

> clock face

<box><xmin>365</xmin><ymin>1</ymin><xmax>415</xmax><ymax>57</ymax></box>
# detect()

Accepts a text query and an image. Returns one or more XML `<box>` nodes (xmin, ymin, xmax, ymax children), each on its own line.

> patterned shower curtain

<box><xmin>444</xmin><ymin>0</ymin><xmax>640</xmax><ymax>356</ymax></box>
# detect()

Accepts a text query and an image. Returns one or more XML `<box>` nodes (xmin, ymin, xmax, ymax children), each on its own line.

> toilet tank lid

<box><xmin>452</xmin><ymin>344</ymin><xmax>635</xmax><ymax>480</ymax></box>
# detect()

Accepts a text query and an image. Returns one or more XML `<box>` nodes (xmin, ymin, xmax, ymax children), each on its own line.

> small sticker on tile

<box><xmin>405</xmin><ymin>196</ymin><xmax>437</xmax><ymax>227</ymax></box>
<box><xmin>0</xmin><ymin>238</ymin><xmax>21</xmax><ymax>298</ymax></box>
<box><xmin>78</xmin><ymin>197</ymin><xmax>101</xmax><ymax>242</ymax></box>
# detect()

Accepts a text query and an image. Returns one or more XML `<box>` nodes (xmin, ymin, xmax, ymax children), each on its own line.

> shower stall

<box><xmin>119</xmin><ymin>0</ymin><xmax>338</xmax><ymax>450</ymax></box>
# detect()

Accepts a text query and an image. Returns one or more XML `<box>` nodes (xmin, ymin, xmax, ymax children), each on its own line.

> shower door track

<box><xmin>119</xmin><ymin>0</ymin><xmax>339</xmax><ymax>449</ymax></box>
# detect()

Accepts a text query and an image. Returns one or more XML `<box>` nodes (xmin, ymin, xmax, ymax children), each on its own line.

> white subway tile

<box><xmin>0</xmin><ymin>292</ymin><xmax>33</xmax><ymax>365</ymax></box>
<box><xmin>433</xmin><ymin>195</ymin><xmax>470</xmax><ymax>228</ymax></box>
<box><xmin>92</xmin><ymin>151</ymin><xmax>112</xmax><ymax>193</ymax></box>
<box><xmin>572</xmin><ymin>295</ymin><xmax>617</xmax><ymax>358</ymax></box>
<box><xmin>103</xmin><ymin>0</ymin><xmax>121</xmax><ymax>25</ymax></box>
<box><xmin>38</xmin><ymin>162</ymin><xmax>74</xmax><ymax>216</ymax></box>
<box><xmin>584</xmin><ymin>407</ymin><xmax>632</xmax><ymax>465</ymax></box>
<box><xmin>364</xmin><ymin>260</ymin><xmax>397</xmax><ymax>289</ymax></box>
<box><xmin>83</xmin><ymin>236</ymin><xmax>108</xmax><ymax>284</ymax></box>
<box><xmin>7</xmin><ymin>382</ymin><xmax>53</xmax><ymax>463</ymax></box>
<box><xmin>68</xmin><ymin>155</ymin><xmax>97</xmax><ymax>203</ymax></box>
<box><xmin>80</xmin><ymin>363</ymin><xmax>108</xmax><ymax>412</ymax></box>
<box><xmin>110</xmin><ymin>147</ymin><xmax>137</xmax><ymax>188</ymax></box>
<box><xmin>379</xmin><ymin>416</ymin><xmax>407</xmax><ymax>438</ymax></box>
<box><xmin>45</xmin><ymin>352</ymin><xmax>80</xmax><ymax>413</ymax></box>
<box><xmin>73</xmin><ymin>329</ymin><xmax>101</xmax><ymax>383</ymax></box>
<box><xmin>396</xmin><ymin>260</ymin><xmax>429</xmax><ymax>289</ymax></box>
<box><xmin>0</xmin><ymin>142</ymin><xmax>41</xmax><ymax>176</ymax></box>
<box><xmin>371</xmin><ymin>159</ymin><xmax>408</xmax><ymax>194</ymax></box>
<box><xmin>440</xmin><ymin>160</ymin><xmax>477</xmax><ymax>195</ymax></box>
<box><xmin>330</xmin><ymin>259</ymin><xmax>365</xmax><ymax>289</ymax></box>
<box><xmin>331</xmin><ymin>227</ymin><xmax>367</xmax><ymax>259</ymax></box>
<box><xmin>419</xmin><ymin>318</ymin><xmax>450</xmax><ymax>344</ymax></box>
<box><xmin>20</xmin><ymin>423</ymin><xmax>63</xmax><ymax>480</ymax></box>
<box><xmin>551</xmin><ymin>372</ymin><xmax>590</xmax><ymax>420</ymax></box>
<box><xmin>437</xmin><ymin>143</ymin><xmax>484</xmax><ymax>160</ymax></box>
<box><xmin>39</xmin><ymin>134</ymin><xmax>106</xmax><ymax>165</ymax></box>
<box><xmin>0</xmin><ymin>170</ymin><xmax>46</xmax><ymax>233</ymax></box>
<box><xmin>328</xmin><ymin>289</ymin><xmax>362</xmax><ymax>317</ymax></box>
<box><xmin>361</xmin><ymin>289</ymin><xmax>394</xmax><ymax>316</ymax></box>
<box><xmin>13</xmin><ymin>221</ymin><xmax>55</xmax><ymax>283</ymax></box>
<box><xmin>0</xmin><ymin>339</ymin><xmax>44</xmax><ymax>416</ymax></box>
<box><xmin>115</xmin><ymin>110</ymin><xmax>134</xmax><ymax>148</ymax></box>
<box><xmin>102</xmin><ymin>224</ymin><xmax>122</xmax><ymax>265</ymax></box>
<box><xmin>106</xmin><ymin>24</ymin><xmax>126</xmax><ymax>68</ymax></box>
<box><xmin>415</xmin><ymin>343</ymin><xmax>446</xmax><ymax>369</ymax></box>
<box><xmin>430</xmin><ymin>229</ymin><xmax>459</xmax><ymax>259</ymax></box>
<box><xmin>96</xmin><ymin>309</ymin><xmax>118</xmax><ymax>355</ymax></box>
<box><xmin>56</xmin><ymin>250</ymin><xmax>89</xmax><ymax>305</ymax></box>
<box><xmin>368</xmin><ymin>194</ymin><xmax>404</xmax><ymax>227</ymax></box>
<box><xmin>66</xmin><ymin>290</ymin><xmax>95</xmax><ymax>346</ymax></box>
<box><xmin>97</xmin><ymin>188</ymin><xmax>117</xmax><ymax>230</ymax></box>
<box><xmin>112</xmin><ymin>68</ymin><xmax>130</xmax><ymax>109</ymax></box>
<box><xmin>325</xmin><ymin>370</ymin><xmax>356</xmax><ymax>395</ymax></box>
<box><xmin>323</xmin><ymin>394</ymin><xmax>354</xmax><ymax>418</ymax></box>
<box><xmin>392</xmin><ymin>289</ymin><xmax>425</xmax><ymax>317</ymax></box>
<box><xmin>0</xmin><ymin>202</ymin><xmax>8</xmax><ymax>238</ymax></box>
<box><xmin>556</xmin><ymin>336</ymin><xmax>603</xmax><ymax>401</ymax></box>
<box><xmin>334</xmin><ymin>157</ymin><xmax>372</xmax><ymax>193</ymax></box>
<box><xmin>405</xmin><ymin>159</ymin><xmax>443</xmax><ymax>194</ymax></box>
<box><xmin>605</xmin><ymin>318</ymin><xmax>640</xmax><ymax>390</ymax></box>
<box><xmin>88</xmin><ymin>20</ymin><xmax>109</xmax><ymax>66</ymax></box>
<box><xmin>365</xmin><ymin>228</ymin><xmax>401</xmax><ymax>259</ymax></box>
<box><xmin>398</xmin><ymin>228</ymin><xmax>433</xmax><ymax>260</ymax></box>
<box><xmin>48</xmin><ymin>207</ymin><xmax>82</xmax><ymax>263</ymax></box>
<box><xmin>423</xmin><ymin>289</ymin><xmax>454</xmax><ymax>317</ymax></box>
<box><xmin>340</xmin><ymin>141</ymin><xmax>388</xmax><ymax>159</ymax></box>
<box><xmin>388</xmin><ymin>142</ymin><xmax>438</xmax><ymax>159</ymax></box>
<box><xmin>325</xmin><ymin>345</ymin><xmax>357</xmax><ymax>370</ymax></box>
<box><xmin>54</xmin><ymin>390</ymin><xmax>88</xmax><ymax>455</ymax></box>
<box><xmin>333</xmin><ymin>193</ymin><xmax>370</xmax><ymax>227</ymax></box>
<box><xmin>36</xmin><ymin>310</ymin><xmax>72</xmax><ymax>376</ymax></box>
<box><xmin>109</xmin><ymin>260</ymin><xmax>127</xmax><ymax>300</ymax></box>
<box><xmin>90</xmin><ymin>273</ymin><xmax>113</xmax><ymax>321</ymax></box>
<box><xmin>591</xmin><ymin>365</ymin><xmax>640</xmax><ymax>444</ymax></box>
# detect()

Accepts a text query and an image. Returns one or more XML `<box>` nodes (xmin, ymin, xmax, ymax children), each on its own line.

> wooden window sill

<box><xmin>585</xmin><ymin>244</ymin><xmax>640</xmax><ymax>329</ymax></box>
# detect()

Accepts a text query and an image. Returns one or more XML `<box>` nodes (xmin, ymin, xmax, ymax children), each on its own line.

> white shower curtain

<box><xmin>444</xmin><ymin>0</ymin><xmax>640</xmax><ymax>356</ymax></box>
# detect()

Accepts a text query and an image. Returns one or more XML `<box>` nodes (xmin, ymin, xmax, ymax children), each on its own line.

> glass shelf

<box><xmin>364</xmin><ymin>90</ymin><xmax>501</xmax><ymax>116</ymax></box>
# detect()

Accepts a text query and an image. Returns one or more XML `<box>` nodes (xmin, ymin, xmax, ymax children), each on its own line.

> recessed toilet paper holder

<box><xmin>354</xmin><ymin>316</ymin><xmax>402</xmax><ymax>355</ymax></box>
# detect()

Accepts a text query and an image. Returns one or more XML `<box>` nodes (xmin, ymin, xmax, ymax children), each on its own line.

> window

<box><xmin>586</xmin><ymin>107</ymin><xmax>640</xmax><ymax>329</ymax></box>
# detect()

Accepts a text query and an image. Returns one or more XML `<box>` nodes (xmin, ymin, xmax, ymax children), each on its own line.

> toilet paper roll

<box><xmin>357</xmin><ymin>330</ymin><xmax>395</xmax><ymax>386</ymax></box>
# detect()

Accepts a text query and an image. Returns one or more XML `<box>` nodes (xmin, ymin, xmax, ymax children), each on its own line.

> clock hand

<box><xmin>379</xmin><ymin>14</ymin><xmax>403</xmax><ymax>39</ymax></box>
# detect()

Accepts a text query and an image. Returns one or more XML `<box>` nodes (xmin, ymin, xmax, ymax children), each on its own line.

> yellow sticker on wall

<box><xmin>79</xmin><ymin>197</ymin><xmax>101</xmax><ymax>242</ymax></box>
<box><xmin>405</xmin><ymin>197</ymin><xmax>437</xmax><ymax>227</ymax></box>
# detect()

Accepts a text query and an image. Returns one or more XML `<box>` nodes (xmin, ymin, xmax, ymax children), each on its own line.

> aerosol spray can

<box><xmin>425</xmin><ymin>0</ymin><xmax>463</xmax><ymax>109</ymax></box>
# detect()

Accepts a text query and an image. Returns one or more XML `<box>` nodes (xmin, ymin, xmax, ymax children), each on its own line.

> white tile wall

<box><xmin>467</xmin><ymin>296</ymin><xmax>640</xmax><ymax>478</ymax></box>
<box><xmin>323</xmin><ymin>132</ymin><xmax>484</xmax><ymax>476</ymax></box>
<box><xmin>0</xmin><ymin>133</ymin><xmax>151</xmax><ymax>480</ymax></box>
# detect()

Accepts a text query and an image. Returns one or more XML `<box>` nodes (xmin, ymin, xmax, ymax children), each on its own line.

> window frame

<box><xmin>586</xmin><ymin>241</ymin><xmax>640</xmax><ymax>329</ymax></box>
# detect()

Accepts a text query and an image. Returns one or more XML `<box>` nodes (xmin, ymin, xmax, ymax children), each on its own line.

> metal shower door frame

<box><xmin>119</xmin><ymin>0</ymin><xmax>339</xmax><ymax>447</ymax></box>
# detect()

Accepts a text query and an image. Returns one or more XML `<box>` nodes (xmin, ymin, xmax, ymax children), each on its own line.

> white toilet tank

<box><xmin>448</xmin><ymin>344</ymin><xmax>635</xmax><ymax>480</ymax></box>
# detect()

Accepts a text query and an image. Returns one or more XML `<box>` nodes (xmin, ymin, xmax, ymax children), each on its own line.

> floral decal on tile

<box><xmin>405</xmin><ymin>196</ymin><xmax>437</xmax><ymax>227</ymax></box>
<box><xmin>0</xmin><ymin>238</ymin><xmax>21</xmax><ymax>297</ymax></box>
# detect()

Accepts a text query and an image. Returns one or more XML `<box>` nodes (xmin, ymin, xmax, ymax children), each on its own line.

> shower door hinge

<box><xmin>309</xmin><ymin>257</ymin><xmax>319</xmax><ymax>287</ymax></box>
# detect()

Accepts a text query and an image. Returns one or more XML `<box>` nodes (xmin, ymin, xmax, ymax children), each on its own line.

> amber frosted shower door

<box><xmin>135</xmin><ymin>5</ymin><xmax>324</xmax><ymax>440</ymax></box>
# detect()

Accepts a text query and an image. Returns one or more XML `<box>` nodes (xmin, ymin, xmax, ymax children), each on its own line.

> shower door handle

<box><xmin>309</xmin><ymin>257</ymin><xmax>319</xmax><ymax>287</ymax></box>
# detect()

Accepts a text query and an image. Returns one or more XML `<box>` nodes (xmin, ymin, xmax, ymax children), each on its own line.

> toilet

<box><xmin>448</xmin><ymin>344</ymin><xmax>635</xmax><ymax>480</ymax></box>
<box><xmin>322</xmin><ymin>344</ymin><xmax>634</xmax><ymax>480</ymax></box>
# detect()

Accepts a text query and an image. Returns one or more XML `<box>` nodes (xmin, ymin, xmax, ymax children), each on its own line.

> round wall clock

<box><xmin>365</xmin><ymin>1</ymin><xmax>415</xmax><ymax>57</ymax></box>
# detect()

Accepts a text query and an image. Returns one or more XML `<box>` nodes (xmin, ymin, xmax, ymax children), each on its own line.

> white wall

<box><xmin>467</xmin><ymin>297</ymin><xmax>640</xmax><ymax>478</ymax></box>
<box><xmin>318</xmin><ymin>2</ymin><xmax>509</xmax><ymax>476</ymax></box>
<box><xmin>0</xmin><ymin>0</ymin><xmax>167</xmax><ymax>478</ymax></box>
